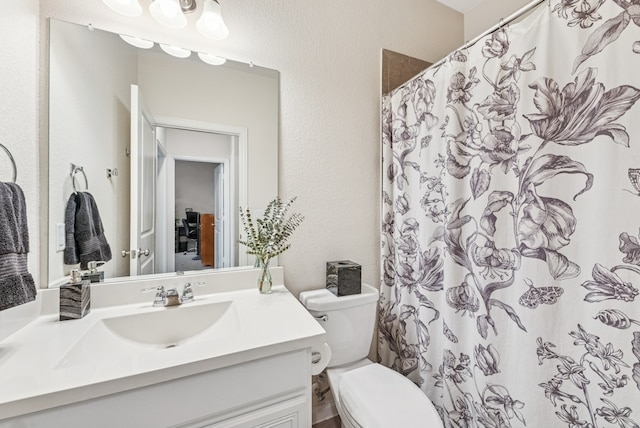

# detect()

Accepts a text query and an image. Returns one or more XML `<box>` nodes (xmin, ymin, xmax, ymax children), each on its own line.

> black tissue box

<box><xmin>326</xmin><ymin>260</ymin><xmax>361</xmax><ymax>296</ymax></box>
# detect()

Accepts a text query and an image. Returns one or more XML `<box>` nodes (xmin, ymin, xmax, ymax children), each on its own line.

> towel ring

<box><xmin>71</xmin><ymin>164</ymin><xmax>88</xmax><ymax>193</ymax></box>
<box><xmin>0</xmin><ymin>143</ymin><xmax>17</xmax><ymax>183</ymax></box>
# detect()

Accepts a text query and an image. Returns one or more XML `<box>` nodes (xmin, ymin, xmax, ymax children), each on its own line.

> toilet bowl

<box><xmin>300</xmin><ymin>284</ymin><xmax>442</xmax><ymax>428</ymax></box>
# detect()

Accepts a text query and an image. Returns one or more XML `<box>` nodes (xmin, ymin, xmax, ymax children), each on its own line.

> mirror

<box><xmin>48</xmin><ymin>19</ymin><xmax>279</xmax><ymax>287</ymax></box>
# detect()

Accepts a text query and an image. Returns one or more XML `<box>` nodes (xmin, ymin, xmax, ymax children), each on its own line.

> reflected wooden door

<box><xmin>201</xmin><ymin>214</ymin><xmax>215</xmax><ymax>267</ymax></box>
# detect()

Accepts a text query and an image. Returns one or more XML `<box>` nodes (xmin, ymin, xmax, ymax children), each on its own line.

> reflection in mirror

<box><xmin>48</xmin><ymin>19</ymin><xmax>279</xmax><ymax>287</ymax></box>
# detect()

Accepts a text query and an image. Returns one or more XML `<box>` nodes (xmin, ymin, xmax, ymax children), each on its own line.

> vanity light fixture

<box><xmin>102</xmin><ymin>0</ymin><xmax>142</xmax><ymax>17</ymax></box>
<box><xmin>197</xmin><ymin>52</ymin><xmax>227</xmax><ymax>65</ymax></box>
<box><xmin>119</xmin><ymin>34</ymin><xmax>154</xmax><ymax>49</ymax></box>
<box><xmin>159</xmin><ymin>43</ymin><xmax>192</xmax><ymax>58</ymax></box>
<box><xmin>102</xmin><ymin>0</ymin><xmax>229</xmax><ymax>40</ymax></box>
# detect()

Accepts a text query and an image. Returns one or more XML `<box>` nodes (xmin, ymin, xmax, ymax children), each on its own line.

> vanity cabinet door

<box><xmin>196</xmin><ymin>396</ymin><xmax>305</xmax><ymax>428</ymax></box>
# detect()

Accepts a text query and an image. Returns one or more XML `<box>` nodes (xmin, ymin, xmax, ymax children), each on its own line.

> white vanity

<box><xmin>0</xmin><ymin>268</ymin><xmax>327</xmax><ymax>427</ymax></box>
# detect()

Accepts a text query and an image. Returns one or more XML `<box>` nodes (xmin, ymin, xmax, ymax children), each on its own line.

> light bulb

<box><xmin>149</xmin><ymin>0</ymin><xmax>187</xmax><ymax>29</ymax></box>
<box><xmin>196</xmin><ymin>0</ymin><xmax>229</xmax><ymax>40</ymax></box>
<box><xmin>160</xmin><ymin>1</ymin><xmax>179</xmax><ymax>18</ymax></box>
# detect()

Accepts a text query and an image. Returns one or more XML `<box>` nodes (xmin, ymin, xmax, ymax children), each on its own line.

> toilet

<box><xmin>300</xmin><ymin>283</ymin><xmax>443</xmax><ymax>428</ymax></box>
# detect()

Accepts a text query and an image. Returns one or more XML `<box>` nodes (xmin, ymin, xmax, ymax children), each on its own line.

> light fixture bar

<box><xmin>180</xmin><ymin>0</ymin><xmax>197</xmax><ymax>13</ymax></box>
<box><xmin>105</xmin><ymin>0</ymin><xmax>231</xmax><ymax>40</ymax></box>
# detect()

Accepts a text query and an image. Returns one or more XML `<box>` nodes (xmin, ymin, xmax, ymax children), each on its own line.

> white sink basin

<box><xmin>101</xmin><ymin>300</ymin><xmax>238</xmax><ymax>347</ymax></box>
<box><xmin>56</xmin><ymin>300</ymin><xmax>240</xmax><ymax>369</ymax></box>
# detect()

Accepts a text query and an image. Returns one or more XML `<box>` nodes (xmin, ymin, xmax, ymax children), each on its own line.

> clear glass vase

<box><xmin>257</xmin><ymin>258</ymin><xmax>272</xmax><ymax>294</ymax></box>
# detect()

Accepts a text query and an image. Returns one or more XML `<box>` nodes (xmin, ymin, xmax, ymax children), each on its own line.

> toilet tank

<box><xmin>300</xmin><ymin>283</ymin><xmax>379</xmax><ymax>368</ymax></box>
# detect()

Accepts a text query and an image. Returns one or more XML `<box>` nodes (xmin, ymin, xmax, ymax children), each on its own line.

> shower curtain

<box><xmin>380</xmin><ymin>1</ymin><xmax>640</xmax><ymax>426</ymax></box>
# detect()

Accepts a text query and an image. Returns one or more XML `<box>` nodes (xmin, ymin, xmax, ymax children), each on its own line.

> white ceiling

<box><xmin>436</xmin><ymin>0</ymin><xmax>483</xmax><ymax>13</ymax></box>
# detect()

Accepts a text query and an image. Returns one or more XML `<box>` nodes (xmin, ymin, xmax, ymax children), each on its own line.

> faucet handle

<box><xmin>141</xmin><ymin>285</ymin><xmax>165</xmax><ymax>293</ymax></box>
<box><xmin>142</xmin><ymin>285</ymin><xmax>166</xmax><ymax>307</ymax></box>
<box><xmin>181</xmin><ymin>281</ymin><xmax>205</xmax><ymax>303</ymax></box>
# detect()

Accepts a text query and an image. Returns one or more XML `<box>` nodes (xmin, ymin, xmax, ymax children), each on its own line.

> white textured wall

<box><xmin>464</xmin><ymin>0</ymin><xmax>532</xmax><ymax>40</ymax></box>
<box><xmin>35</xmin><ymin>0</ymin><xmax>464</xmax><ymax>297</ymax></box>
<box><xmin>0</xmin><ymin>0</ymin><xmax>40</xmax><ymax>337</ymax></box>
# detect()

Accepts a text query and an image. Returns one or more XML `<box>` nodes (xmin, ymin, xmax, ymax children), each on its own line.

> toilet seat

<box><xmin>338</xmin><ymin>363</ymin><xmax>442</xmax><ymax>428</ymax></box>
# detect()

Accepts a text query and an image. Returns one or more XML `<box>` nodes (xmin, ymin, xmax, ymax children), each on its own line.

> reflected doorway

<box><xmin>155</xmin><ymin>126</ymin><xmax>239</xmax><ymax>274</ymax></box>
<box><xmin>174</xmin><ymin>160</ymin><xmax>225</xmax><ymax>271</ymax></box>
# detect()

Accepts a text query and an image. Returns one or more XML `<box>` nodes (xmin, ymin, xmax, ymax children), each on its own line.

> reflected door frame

<box><xmin>171</xmin><ymin>156</ymin><xmax>228</xmax><ymax>270</ymax></box>
<box><xmin>154</xmin><ymin>116</ymin><xmax>248</xmax><ymax>271</ymax></box>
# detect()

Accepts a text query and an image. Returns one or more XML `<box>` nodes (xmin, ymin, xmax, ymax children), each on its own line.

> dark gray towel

<box><xmin>63</xmin><ymin>192</ymin><xmax>112</xmax><ymax>269</ymax></box>
<box><xmin>0</xmin><ymin>182</ymin><xmax>36</xmax><ymax>311</ymax></box>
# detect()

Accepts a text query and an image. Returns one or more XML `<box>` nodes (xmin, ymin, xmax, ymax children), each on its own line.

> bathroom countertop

<box><xmin>0</xmin><ymin>282</ymin><xmax>326</xmax><ymax>420</ymax></box>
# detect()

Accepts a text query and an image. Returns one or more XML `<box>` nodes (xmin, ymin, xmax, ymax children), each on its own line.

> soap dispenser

<box><xmin>82</xmin><ymin>261</ymin><xmax>105</xmax><ymax>283</ymax></box>
<box><xmin>60</xmin><ymin>269</ymin><xmax>91</xmax><ymax>321</ymax></box>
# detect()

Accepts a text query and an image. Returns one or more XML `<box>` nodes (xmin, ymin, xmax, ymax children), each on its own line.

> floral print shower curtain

<box><xmin>380</xmin><ymin>1</ymin><xmax>640</xmax><ymax>426</ymax></box>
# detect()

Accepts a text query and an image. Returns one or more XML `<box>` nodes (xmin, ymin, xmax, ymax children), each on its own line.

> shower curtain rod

<box><xmin>428</xmin><ymin>0</ymin><xmax>548</xmax><ymax>70</ymax></box>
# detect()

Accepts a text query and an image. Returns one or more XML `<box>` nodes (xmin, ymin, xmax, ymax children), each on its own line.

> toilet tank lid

<box><xmin>299</xmin><ymin>283</ymin><xmax>379</xmax><ymax>311</ymax></box>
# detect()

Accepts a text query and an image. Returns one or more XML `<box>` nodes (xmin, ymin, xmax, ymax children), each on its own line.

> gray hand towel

<box><xmin>0</xmin><ymin>182</ymin><xmax>36</xmax><ymax>311</ymax></box>
<box><xmin>63</xmin><ymin>191</ymin><xmax>112</xmax><ymax>269</ymax></box>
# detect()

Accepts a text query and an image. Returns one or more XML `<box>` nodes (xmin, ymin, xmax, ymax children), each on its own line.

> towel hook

<box><xmin>0</xmin><ymin>143</ymin><xmax>17</xmax><ymax>183</ymax></box>
<box><xmin>70</xmin><ymin>163</ymin><xmax>88</xmax><ymax>193</ymax></box>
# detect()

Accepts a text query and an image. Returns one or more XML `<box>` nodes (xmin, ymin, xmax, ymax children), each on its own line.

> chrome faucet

<box><xmin>142</xmin><ymin>282</ymin><xmax>205</xmax><ymax>307</ymax></box>
<box><xmin>180</xmin><ymin>281</ymin><xmax>205</xmax><ymax>303</ymax></box>
<box><xmin>142</xmin><ymin>285</ymin><xmax>180</xmax><ymax>307</ymax></box>
<box><xmin>164</xmin><ymin>288</ymin><xmax>181</xmax><ymax>306</ymax></box>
